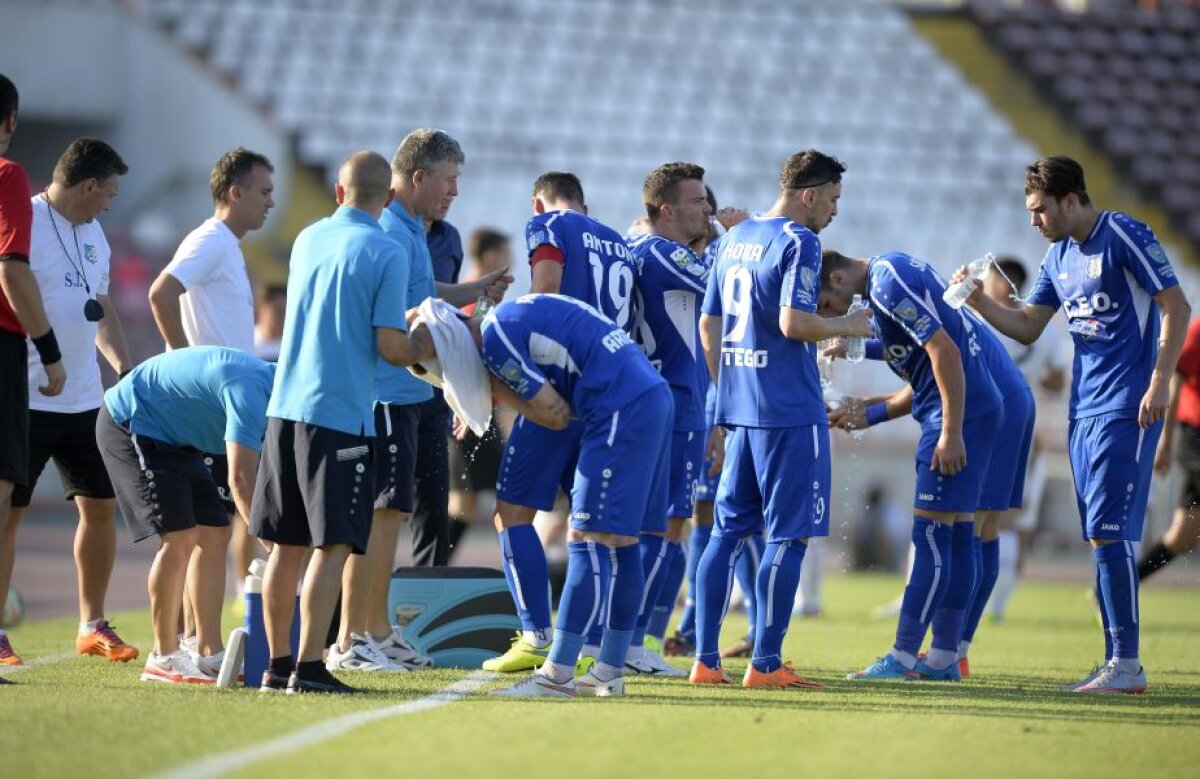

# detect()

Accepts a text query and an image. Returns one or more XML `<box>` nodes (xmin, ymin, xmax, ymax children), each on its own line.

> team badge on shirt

<box><xmin>1085</xmin><ymin>255</ymin><xmax>1103</xmax><ymax>279</ymax></box>
<box><xmin>800</xmin><ymin>266</ymin><xmax>816</xmax><ymax>295</ymax></box>
<box><xmin>84</xmin><ymin>244</ymin><xmax>98</xmax><ymax>264</ymax></box>
<box><xmin>498</xmin><ymin>359</ymin><xmax>529</xmax><ymax>395</ymax></box>
<box><xmin>1147</xmin><ymin>243</ymin><xmax>1170</xmax><ymax>265</ymax></box>
<box><xmin>894</xmin><ymin>298</ymin><xmax>920</xmax><ymax>323</ymax></box>
<box><xmin>527</xmin><ymin>229</ymin><xmax>550</xmax><ymax>252</ymax></box>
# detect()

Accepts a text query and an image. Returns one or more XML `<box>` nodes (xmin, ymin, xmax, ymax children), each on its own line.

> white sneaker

<box><xmin>625</xmin><ymin>646</ymin><xmax>687</xmax><ymax>677</ymax></box>
<box><xmin>1061</xmin><ymin>659</ymin><xmax>1114</xmax><ymax>691</ymax></box>
<box><xmin>490</xmin><ymin>672</ymin><xmax>575</xmax><ymax>698</ymax></box>
<box><xmin>193</xmin><ymin>649</ymin><xmax>225</xmax><ymax>678</ymax></box>
<box><xmin>576</xmin><ymin>669</ymin><xmax>625</xmax><ymax>697</ymax></box>
<box><xmin>326</xmin><ymin>634</ymin><xmax>406</xmax><ymax>672</ymax></box>
<box><xmin>374</xmin><ymin>626</ymin><xmax>435</xmax><ymax>669</ymax></box>
<box><xmin>178</xmin><ymin>634</ymin><xmax>199</xmax><ymax>654</ymax></box>
<box><xmin>1073</xmin><ymin>663</ymin><xmax>1147</xmax><ymax>695</ymax></box>
<box><xmin>141</xmin><ymin>649</ymin><xmax>213</xmax><ymax>684</ymax></box>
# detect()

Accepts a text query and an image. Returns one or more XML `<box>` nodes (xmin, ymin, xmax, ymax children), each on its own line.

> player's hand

<box><xmin>931</xmin><ymin>430</ymin><xmax>966</xmax><ymax>475</ymax></box>
<box><xmin>38</xmin><ymin>360</ymin><xmax>66</xmax><ymax>396</ymax></box>
<box><xmin>715</xmin><ymin>207</ymin><xmax>750</xmax><ymax>230</ymax></box>
<box><xmin>452</xmin><ymin>415</ymin><xmax>470</xmax><ymax>441</ymax></box>
<box><xmin>477</xmin><ymin>266</ymin><xmax>514</xmax><ymax>304</ymax></box>
<box><xmin>949</xmin><ymin>265</ymin><xmax>984</xmax><ymax>307</ymax></box>
<box><xmin>705</xmin><ymin>426</ymin><xmax>726</xmax><ymax>476</ymax></box>
<box><xmin>842</xmin><ymin>307</ymin><xmax>874</xmax><ymax>338</ymax></box>
<box><xmin>828</xmin><ymin>397</ymin><xmax>867</xmax><ymax>431</ymax></box>
<box><xmin>821</xmin><ymin>338</ymin><xmax>848</xmax><ymax>360</ymax></box>
<box><xmin>1153</xmin><ymin>433</ymin><xmax>1173</xmax><ymax>475</ymax></box>
<box><xmin>1138</xmin><ymin>378</ymin><xmax>1170</xmax><ymax>429</ymax></box>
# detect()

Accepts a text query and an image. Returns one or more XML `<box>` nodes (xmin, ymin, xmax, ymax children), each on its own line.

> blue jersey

<box><xmin>106</xmin><ymin>346</ymin><xmax>274</xmax><ymax>454</ymax></box>
<box><xmin>525</xmin><ymin>210</ymin><xmax>636</xmax><ymax>333</ymax></box>
<box><xmin>1027</xmin><ymin>211</ymin><xmax>1179</xmax><ymax>419</ymax></box>
<box><xmin>867</xmin><ymin>253</ymin><xmax>1001</xmax><ymax>428</ymax></box>
<box><xmin>628</xmin><ymin>234</ymin><xmax>709</xmax><ymax>431</ymax></box>
<box><xmin>480</xmin><ymin>294</ymin><xmax>666</xmax><ymax>422</ymax></box>
<box><xmin>700</xmin><ymin>216</ymin><xmax>825</xmax><ymax>428</ymax></box>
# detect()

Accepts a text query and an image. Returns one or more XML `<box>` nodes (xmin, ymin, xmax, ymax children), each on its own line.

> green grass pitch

<box><xmin>2</xmin><ymin>574</ymin><xmax>1198</xmax><ymax>778</ymax></box>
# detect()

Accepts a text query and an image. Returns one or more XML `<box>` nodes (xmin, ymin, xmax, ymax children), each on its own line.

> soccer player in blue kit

<box><xmin>483</xmin><ymin>173</ymin><xmax>637</xmax><ymax>673</ymax></box>
<box><xmin>623</xmin><ymin>162</ymin><xmax>712</xmax><ymax>676</ymax></box>
<box><xmin>955</xmin><ymin>157</ymin><xmax>1190</xmax><ymax>694</ymax></box>
<box><xmin>819</xmin><ymin>251</ymin><xmax>1020</xmax><ymax>681</ymax></box>
<box><xmin>479</xmin><ymin>294</ymin><xmax>671</xmax><ymax>698</ymax></box>
<box><xmin>691</xmin><ymin>150</ymin><xmax>873</xmax><ymax>688</ymax></box>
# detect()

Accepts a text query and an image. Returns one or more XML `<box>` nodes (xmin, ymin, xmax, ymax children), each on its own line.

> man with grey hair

<box><xmin>327</xmin><ymin>129</ymin><xmax>510</xmax><ymax>674</ymax></box>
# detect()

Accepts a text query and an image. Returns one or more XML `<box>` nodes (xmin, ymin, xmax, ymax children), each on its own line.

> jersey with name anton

<box><xmin>1026</xmin><ymin>211</ymin><xmax>1179</xmax><ymax>420</ymax></box>
<box><xmin>525</xmin><ymin>209</ymin><xmax>636</xmax><ymax>334</ymax></box>
<box><xmin>480</xmin><ymin>293</ymin><xmax>666</xmax><ymax>422</ymax></box>
<box><xmin>700</xmin><ymin>216</ymin><xmax>825</xmax><ymax>428</ymax></box>
<box><xmin>867</xmin><ymin>252</ymin><xmax>1001</xmax><ymax>428</ymax></box>
<box><xmin>628</xmin><ymin>233</ymin><xmax>709</xmax><ymax>431</ymax></box>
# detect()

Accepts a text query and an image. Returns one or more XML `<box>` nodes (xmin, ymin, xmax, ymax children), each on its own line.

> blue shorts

<box><xmin>693</xmin><ymin>425</ymin><xmax>719</xmax><ymax>504</ymax></box>
<box><xmin>1068</xmin><ymin>413</ymin><xmax>1161</xmax><ymax>542</ymax></box>
<box><xmin>495</xmin><ymin>416</ymin><xmax>582</xmax><ymax>511</ymax></box>
<box><xmin>714</xmin><ymin>424</ymin><xmax>831</xmax><ymax>544</ymax></box>
<box><xmin>914</xmin><ymin>407</ymin><xmax>1003</xmax><ymax>514</ymax></box>
<box><xmin>978</xmin><ymin>387</ymin><xmax>1036</xmax><ymax>511</ymax></box>
<box><xmin>668</xmin><ymin>429</ymin><xmax>705</xmax><ymax>518</ymax></box>
<box><xmin>570</xmin><ymin>385</ymin><xmax>672</xmax><ymax>537</ymax></box>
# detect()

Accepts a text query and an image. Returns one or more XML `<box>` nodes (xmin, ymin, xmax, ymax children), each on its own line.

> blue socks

<box><xmin>1095</xmin><ymin>542</ymin><xmax>1139</xmax><ymax>665</ymax></box>
<box><xmin>695</xmin><ymin>535</ymin><xmax>742</xmax><ymax>669</ymax></box>
<box><xmin>752</xmin><ymin>540</ymin><xmax>807</xmax><ymax>673</ymax></box>
<box><xmin>632</xmin><ymin>534</ymin><xmax>672</xmax><ymax>648</ymax></box>
<box><xmin>1096</xmin><ymin>566</ymin><xmax>1113</xmax><ymax>661</ymax></box>
<box><xmin>961</xmin><ymin>537</ymin><xmax>998</xmax><ymax>645</ymax></box>
<box><xmin>735</xmin><ymin>533</ymin><xmax>764</xmax><ymax>643</ymax></box>
<box><xmin>679</xmin><ymin>523</ymin><xmax>712</xmax><ymax>639</ymax></box>
<box><xmin>547</xmin><ymin>541</ymin><xmax>611</xmax><ymax>670</ymax></box>
<box><xmin>597</xmin><ymin>544</ymin><xmax>644</xmax><ymax>672</ymax></box>
<box><xmin>928</xmin><ymin>522</ymin><xmax>977</xmax><ymax>668</ymax></box>
<box><xmin>892</xmin><ymin>518</ymin><xmax>952</xmax><ymax>665</ymax></box>
<box><xmin>499</xmin><ymin>525</ymin><xmax>551</xmax><ymax>633</ymax></box>
<box><xmin>646</xmin><ymin>541</ymin><xmax>685</xmax><ymax>641</ymax></box>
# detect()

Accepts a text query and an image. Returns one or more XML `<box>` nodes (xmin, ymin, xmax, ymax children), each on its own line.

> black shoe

<box><xmin>260</xmin><ymin>669</ymin><xmax>290</xmax><ymax>693</ymax></box>
<box><xmin>286</xmin><ymin>670</ymin><xmax>360</xmax><ymax>695</ymax></box>
<box><xmin>0</xmin><ymin>675</ymin><xmax>13</xmax><ymax>685</ymax></box>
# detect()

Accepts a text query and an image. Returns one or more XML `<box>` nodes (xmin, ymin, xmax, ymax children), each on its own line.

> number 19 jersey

<box><xmin>525</xmin><ymin>209</ymin><xmax>636</xmax><ymax>333</ymax></box>
<box><xmin>700</xmin><ymin>216</ymin><xmax>825</xmax><ymax>429</ymax></box>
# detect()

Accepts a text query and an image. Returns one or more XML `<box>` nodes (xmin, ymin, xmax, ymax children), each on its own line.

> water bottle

<box><xmin>943</xmin><ymin>252</ymin><xmax>995</xmax><ymax>309</ymax></box>
<box><xmin>845</xmin><ymin>294</ymin><xmax>868</xmax><ymax>363</ymax></box>
<box><xmin>471</xmin><ymin>295</ymin><xmax>494</xmax><ymax>320</ymax></box>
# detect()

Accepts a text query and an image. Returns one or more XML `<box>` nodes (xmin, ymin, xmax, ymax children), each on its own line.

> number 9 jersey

<box><xmin>700</xmin><ymin>216</ymin><xmax>826</xmax><ymax>428</ymax></box>
<box><xmin>525</xmin><ymin>209</ymin><xmax>636</xmax><ymax>334</ymax></box>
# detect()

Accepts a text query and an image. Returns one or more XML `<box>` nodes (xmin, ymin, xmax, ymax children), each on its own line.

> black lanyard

<box><xmin>44</xmin><ymin>197</ymin><xmax>104</xmax><ymax>322</ymax></box>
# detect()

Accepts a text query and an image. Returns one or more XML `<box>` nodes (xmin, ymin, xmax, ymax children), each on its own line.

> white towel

<box><xmin>408</xmin><ymin>297</ymin><xmax>493</xmax><ymax>436</ymax></box>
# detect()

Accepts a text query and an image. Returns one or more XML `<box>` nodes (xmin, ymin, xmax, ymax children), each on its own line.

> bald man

<box><xmin>249</xmin><ymin>151</ymin><xmax>437</xmax><ymax>695</ymax></box>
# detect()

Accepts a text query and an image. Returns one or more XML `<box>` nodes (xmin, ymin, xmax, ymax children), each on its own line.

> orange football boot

<box><xmin>689</xmin><ymin>659</ymin><xmax>734</xmax><ymax>685</ymax></box>
<box><xmin>76</xmin><ymin>619</ymin><xmax>140</xmax><ymax>662</ymax></box>
<box><xmin>742</xmin><ymin>661</ymin><xmax>826</xmax><ymax>689</ymax></box>
<box><xmin>0</xmin><ymin>633</ymin><xmax>22</xmax><ymax>666</ymax></box>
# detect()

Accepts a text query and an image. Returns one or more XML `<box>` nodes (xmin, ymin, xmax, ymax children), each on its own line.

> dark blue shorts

<box><xmin>913</xmin><ymin>407</ymin><xmax>1003</xmax><ymax>514</ymax></box>
<box><xmin>495</xmin><ymin>416</ymin><xmax>582</xmax><ymax>511</ymax></box>
<box><xmin>668</xmin><ymin>428</ymin><xmax>705</xmax><ymax>519</ymax></box>
<box><xmin>1069</xmin><ymin>413</ymin><xmax>1160</xmax><ymax>542</ymax></box>
<box><xmin>978</xmin><ymin>387</ymin><xmax>1036</xmax><ymax>511</ymax></box>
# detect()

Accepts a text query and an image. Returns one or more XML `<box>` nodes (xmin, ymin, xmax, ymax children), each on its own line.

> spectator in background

<box><xmin>253</xmin><ymin>283</ymin><xmax>286</xmax><ymax>362</ymax></box>
<box><xmin>147</xmin><ymin>148</ymin><xmax>276</xmax><ymax>672</ymax></box>
<box><xmin>7</xmin><ymin>138</ymin><xmax>137</xmax><ymax>668</ymax></box>
<box><xmin>0</xmin><ymin>74</ymin><xmax>67</xmax><ymax>669</ymax></box>
<box><xmin>447</xmin><ymin>227</ymin><xmax>513</xmax><ymax>562</ymax></box>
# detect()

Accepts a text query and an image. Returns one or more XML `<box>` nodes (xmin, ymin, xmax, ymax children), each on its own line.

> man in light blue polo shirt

<box><xmin>331</xmin><ymin>129</ymin><xmax>509</xmax><ymax>674</ymax></box>
<box><xmin>249</xmin><ymin>151</ymin><xmax>436</xmax><ymax>695</ymax></box>
<box><xmin>96</xmin><ymin>346</ymin><xmax>274</xmax><ymax>686</ymax></box>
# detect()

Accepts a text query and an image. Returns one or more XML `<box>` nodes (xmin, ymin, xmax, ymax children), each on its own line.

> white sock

<box><xmin>538</xmin><ymin>661</ymin><xmax>573</xmax><ymax>684</ymax></box>
<box><xmin>888</xmin><ymin>648</ymin><xmax>917</xmax><ymax>670</ymax></box>
<box><xmin>524</xmin><ymin>629</ymin><xmax>551</xmax><ymax>649</ymax></box>
<box><xmin>798</xmin><ymin>538</ymin><xmax>824</xmax><ymax>612</ymax></box>
<box><xmin>580</xmin><ymin>643</ymin><xmax>600</xmax><ymax>658</ymax></box>
<box><xmin>1115</xmin><ymin>657</ymin><xmax>1141</xmax><ymax>674</ymax></box>
<box><xmin>592</xmin><ymin>661</ymin><xmax>624</xmax><ymax>682</ymax></box>
<box><xmin>80</xmin><ymin>618</ymin><xmax>103</xmax><ymax>635</ymax></box>
<box><xmin>989</xmin><ymin>531</ymin><xmax>1020</xmax><ymax>617</ymax></box>
<box><xmin>925</xmin><ymin>647</ymin><xmax>957</xmax><ymax>670</ymax></box>
<box><xmin>957</xmin><ymin>639</ymin><xmax>971</xmax><ymax>661</ymax></box>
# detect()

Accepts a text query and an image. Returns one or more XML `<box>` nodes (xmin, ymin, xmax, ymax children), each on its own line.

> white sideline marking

<box><xmin>155</xmin><ymin>670</ymin><xmax>498</xmax><ymax>779</ymax></box>
<box><xmin>0</xmin><ymin>650</ymin><xmax>75</xmax><ymax>675</ymax></box>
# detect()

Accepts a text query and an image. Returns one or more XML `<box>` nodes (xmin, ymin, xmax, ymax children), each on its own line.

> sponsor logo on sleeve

<box><xmin>894</xmin><ymin>298</ymin><xmax>919</xmax><ymax>323</ymax></box>
<box><xmin>498</xmin><ymin>359</ymin><xmax>529</xmax><ymax>394</ymax></box>
<box><xmin>1147</xmin><ymin>243</ymin><xmax>1170</xmax><ymax>266</ymax></box>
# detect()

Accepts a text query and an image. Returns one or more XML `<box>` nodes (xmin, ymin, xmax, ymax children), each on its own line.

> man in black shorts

<box><xmin>249</xmin><ymin>151</ymin><xmax>436</xmax><ymax>694</ymax></box>
<box><xmin>98</xmin><ymin>346</ymin><xmax>274</xmax><ymax>685</ymax></box>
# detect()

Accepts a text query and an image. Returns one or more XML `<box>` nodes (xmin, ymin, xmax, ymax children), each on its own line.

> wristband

<box><xmin>864</xmin><ymin>339</ymin><xmax>884</xmax><ymax>360</ymax></box>
<box><xmin>865</xmin><ymin>402</ymin><xmax>889</xmax><ymax>427</ymax></box>
<box><xmin>32</xmin><ymin>329</ymin><xmax>61</xmax><ymax>366</ymax></box>
<box><xmin>118</xmin><ymin>369</ymin><xmax>133</xmax><ymax>380</ymax></box>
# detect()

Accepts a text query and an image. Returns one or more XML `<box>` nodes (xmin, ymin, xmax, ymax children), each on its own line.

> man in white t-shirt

<box><xmin>147</xmin><ymin>147</ymin><xmax>275</xmax><ymax>675</ymax></box>
<box><xmin>4</xmin><ymin>138</ymin><xmax>137</xmax><ymax>664</ymax></box>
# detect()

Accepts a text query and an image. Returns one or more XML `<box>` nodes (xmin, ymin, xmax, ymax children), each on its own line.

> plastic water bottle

<box><xmin>943</xmin><ymin>252</ymin><xmax>995</xmax><ymax>309</ymax></box>
<box><xmin>471</xmin><ymin>295</ymin><xmax>494</xmax><ymax>320</ymax></box>
<box><xmin>845</xmin><ymin>294</ymin><xmax>868</xmax><ymax>363</ymax></box>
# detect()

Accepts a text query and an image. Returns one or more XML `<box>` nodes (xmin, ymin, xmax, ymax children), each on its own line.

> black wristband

<box><xmin>31</xmin><ymin>329</ymin><xmax>61</xmax><ymax>366</ymax></box>
<box><xmin>118</xmin><ymin>369</ymin><xmax>132</xmax><ymax>380</ymax></box>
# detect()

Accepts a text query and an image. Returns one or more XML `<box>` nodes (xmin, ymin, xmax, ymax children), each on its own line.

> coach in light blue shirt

<box><xmin>376</xmin><ymin>194</ymin><xmax>435</xmax><ymax>408</ymax></box>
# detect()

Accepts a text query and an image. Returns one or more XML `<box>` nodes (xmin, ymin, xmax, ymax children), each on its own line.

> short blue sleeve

<box><xmin>372</xmin><ymin>241</ymin><xmax>410</xmax><ymax>332</ymax></box>
<box><xmin>524</xmin><ymin>214</ymin><xmax>559</xmax><ymax>257</ymax></box>
<box><xmin>1026</xmin><ymin>252</ymin><xmax>1061</xmax><ymax>309</ymax></box>
<box><xmin>220</xmin><ymin>380</ymin><xmax>270</xmax><ymax>452</ymax></box>
<box><xmin>480</xmin><ymin>317</ymin><xmax>546</xmax><ymax>401</ymax></box>
<box><xmin>1108</xmin><ymin>213</ymin><xmax>1179</xmax><ymax>296</ymax></box>
<box><xmin>779</xmin><ymin>223</ymin><xmax>821</xmax><ymax>312</ymax></box>
<box><xmin>870</xmin><ymin>263</ymin><xmax>942</xmax><ymax>346</ymax></box>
